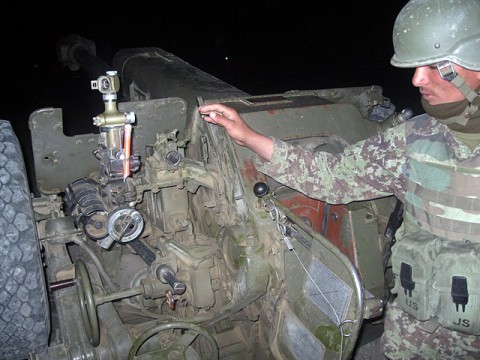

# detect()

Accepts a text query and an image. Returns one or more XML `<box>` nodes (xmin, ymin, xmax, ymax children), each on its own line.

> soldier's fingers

<box><xmin>199</xmin><ymin>104</ymin><xmax>222</xmax><ymax>114</ymax></box>
<box><xmin>199</xmin><ymin>104</ymin><xmax>236</xmax><ymax>118</ymax></box>
<box><xmin>205</xmin><ymin>111</ymin><xmax>227</xmax><ymax>126</ymax></box>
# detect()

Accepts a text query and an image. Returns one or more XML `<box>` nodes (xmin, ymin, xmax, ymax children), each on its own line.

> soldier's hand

<box><xmin>199</xmin><ymin>104</ymin><xmax>254</xmax><ymax>146</ymax></box>
<box><xmin>199</xmin><ymin>103</ymin><xmax>274</xmax><ymax>160</ymax></box>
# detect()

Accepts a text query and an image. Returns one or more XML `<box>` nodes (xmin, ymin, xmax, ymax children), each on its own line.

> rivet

<box><xmin>434</xmin><ymin>43</ymin><xmax>440</xmax><ymax>49</ymax></box>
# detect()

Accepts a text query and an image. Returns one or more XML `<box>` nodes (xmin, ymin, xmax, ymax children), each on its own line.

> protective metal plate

<box><xmin>305</xmin><ymin>258</ymin><xmax>353</xmax><ymax>324</ymax></box>
<box><xmin>282</xmin><ymin>308</ymin><xmax>325</xmax><ymax>360</ymax></box>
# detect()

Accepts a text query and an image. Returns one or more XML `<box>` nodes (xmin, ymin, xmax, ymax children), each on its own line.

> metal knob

<box><xmin>253</xmin><ymin>182</ymin><xmax>269</xmax><ymax>198</ymax></box>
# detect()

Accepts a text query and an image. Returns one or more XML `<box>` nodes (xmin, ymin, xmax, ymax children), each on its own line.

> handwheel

<box><xmin>128</xmin><ymin>321</ymin><xmax>219</xmax><ymax>360</ymax></box>
<box><xmin>75</xmin><ymin>259</ymin><xmax>100</xmax><ymax>347</ymax></box>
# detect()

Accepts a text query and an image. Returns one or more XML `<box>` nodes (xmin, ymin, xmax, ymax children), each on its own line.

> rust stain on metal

<box><xmin>240</xmin><ymin>158</ymin><xmax>264</xmax><ymax>182</ymax></box>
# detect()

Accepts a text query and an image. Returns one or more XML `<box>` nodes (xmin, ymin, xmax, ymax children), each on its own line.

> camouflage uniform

<box><xmin>382</xmin><ymin>301</ymin><xmax>480</xmax><ymax>360</ymax></box>
<box><xmin>257</xmin><ymin>114</ymin><xmax>480</xmax><ymax>359</ymax></box>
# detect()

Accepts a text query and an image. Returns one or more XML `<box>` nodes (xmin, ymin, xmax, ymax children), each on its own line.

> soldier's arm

<box><xmin>257</xmin><ymin>127</ymin><xmax>407</xmax><ymax>204</ymax></box>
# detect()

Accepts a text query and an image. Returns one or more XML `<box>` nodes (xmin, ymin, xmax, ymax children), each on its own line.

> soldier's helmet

<box><xmin>391</xmin><ymin>0</ymin><xmax>480</xmax><ymax>70</ymax></box>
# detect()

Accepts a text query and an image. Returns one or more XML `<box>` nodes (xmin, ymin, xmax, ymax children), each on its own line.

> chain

<box><xmin>264</xmin><ymin>198</ymin><xmax>293</xmax><ymax>250</ymax></box>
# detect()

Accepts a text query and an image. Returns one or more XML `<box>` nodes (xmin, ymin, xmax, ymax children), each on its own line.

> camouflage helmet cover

<box><xmin>391</xmin><ymin>0</ymin><xmax>480</xmax><ymax>70</ymax></box>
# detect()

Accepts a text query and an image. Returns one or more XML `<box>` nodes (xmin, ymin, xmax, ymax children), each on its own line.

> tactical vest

<box><xmin>391</xmin><ymin>114</ymin><xmax>480</xmax><ymax>335</ymax></box>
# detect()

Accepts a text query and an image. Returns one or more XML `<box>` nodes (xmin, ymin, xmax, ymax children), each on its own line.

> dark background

<box><xmin>2</xmin><ymin>1</ymin><xmax>419</xmax><ymax>154</ymax></box>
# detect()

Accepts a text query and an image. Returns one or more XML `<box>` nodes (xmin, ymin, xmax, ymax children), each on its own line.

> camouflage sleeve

<box><xmin>256</xmin><ymin>124</ymin><xmax>407</xmax><ymax>204</ymax></box>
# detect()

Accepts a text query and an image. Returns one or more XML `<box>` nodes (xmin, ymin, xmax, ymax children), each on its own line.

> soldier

<box><xmin>199</xmin><ymin>0</ymin><xmax>480</xmax><ymax>358</ymax></box>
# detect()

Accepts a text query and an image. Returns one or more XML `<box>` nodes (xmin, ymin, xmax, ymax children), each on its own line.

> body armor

<box><xmin>392</xmin><ymin>114</ymin><xmax>480</xmax><ymax>335</ymax></box>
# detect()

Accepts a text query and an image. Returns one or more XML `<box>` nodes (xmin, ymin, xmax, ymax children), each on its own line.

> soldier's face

<box><xmin>412</xmin><ymin>63</ymin><xmax>480</xmax><ymax>105</ymax></box>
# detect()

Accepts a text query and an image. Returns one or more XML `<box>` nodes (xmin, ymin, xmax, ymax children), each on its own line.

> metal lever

<box><xmin>157</xmin><ymin>265</ymin><xmax>187</xmax><ymax>295</ymax></box>
<box><xmin>49</xmin><ymin>278</ymin><xmax>76</xmax><ymax>292</ymax></box>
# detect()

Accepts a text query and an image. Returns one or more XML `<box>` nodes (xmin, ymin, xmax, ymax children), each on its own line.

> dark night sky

<box><xmin>2</xmin><ymin>1</ymin><xmax>418</xmax><ymax>150</ymax></box>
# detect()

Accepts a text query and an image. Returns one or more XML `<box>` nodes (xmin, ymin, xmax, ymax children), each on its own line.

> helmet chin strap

<box><xmin>436</xmin><ymin>61</ymin><xmax>480</xmax><ymax>125</ymax></box>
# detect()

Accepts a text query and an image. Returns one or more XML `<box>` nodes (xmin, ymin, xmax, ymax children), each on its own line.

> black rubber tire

<box><xmin>0</xmin><ymin>121</ymin><xmax>50</xmax><ymax>359</ymax></box>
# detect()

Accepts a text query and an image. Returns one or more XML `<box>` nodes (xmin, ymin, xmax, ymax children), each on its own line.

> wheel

<box><xmin>75</xmin><ymin>259</ymin><xmax>100</xmax><ymax>347</ymax></box>
<box><xmin>128</xmin><ymin>322</ymin><xmax>219</xmax><ymax>360</ymax></box>
<box><xmin>0</xmin><ymin>120</ymin><xmax>49</xmax><ymax>359</ymax></box>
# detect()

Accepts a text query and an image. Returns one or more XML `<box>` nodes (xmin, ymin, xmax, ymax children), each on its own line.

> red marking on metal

<box><xmin>240</xmin><ymin>158</ymin><xmax>265</xmax><ymax>183</ymax></box>
<box><xmin>278</xmin><ymin>192</ymin><xmax>355</xmax><ymax>262</ymax></box>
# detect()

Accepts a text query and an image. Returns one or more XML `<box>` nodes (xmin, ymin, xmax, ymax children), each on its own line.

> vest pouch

<box><xmin>433</xmin><ymin>241</ymin><xmax>480</xmax><ymax>335</ymax></box>
<box><xmin>391</xmin><ymin>232</ymin><xmax>440</xmax><ymax>320</ymax></box>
